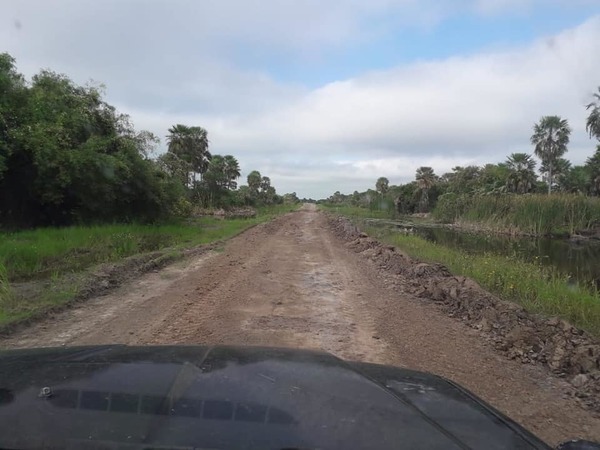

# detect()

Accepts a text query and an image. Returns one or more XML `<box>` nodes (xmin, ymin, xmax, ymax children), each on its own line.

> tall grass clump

<box><xmin>320</xmin><ymin>204</ymin><xmax>393</xmax><ymax>220</ymax></box>
<box><xmin>0</xmin><ymin>205</ymin><xmax>296</xmax><ymax>283</ymax></box>
<box><xmin>433</xmin><ymin>193</ymin><xmax>600</xmax><ymax>235</ymax></box>
<box><xmin>0</xmin><ymin>262</ymin><xmax>12</xmax><ymax>305</ymax></box>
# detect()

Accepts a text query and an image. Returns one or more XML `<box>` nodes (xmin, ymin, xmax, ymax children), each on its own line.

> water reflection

<box><xmin>377</xmin><ymin>221</ymin><xmax>600</xmax><ymax>287</ymax></box>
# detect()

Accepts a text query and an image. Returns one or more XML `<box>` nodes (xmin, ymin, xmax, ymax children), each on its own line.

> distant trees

<box><xmin>166</xmin><ymin>124</ymin><xmax>210</xmax><ymax>185</ymax></box>
<box><xmin>531</xmin><ymin>116</ymin><xmax>571</xmax><ymax>194</ymax></box>
<box><xmin>283</xmin><ymin>192</ymin><xmax>300</xmax><ymax>204</ymax></box>
<box><xmin>586</xmin><ymin>147</ymin><xmax>600</xmax><ymax>195</ymax></box>
<box><xmin>0</xmin><ymin>53</ymin><xmax>184</xmax><ymax>227</ymax></box>
<box><xmin>223</xmin><ymin>155</ymin><xmax>241</xmax><ymax>189</ymax></box>
<box><xmin>415</xmin><ymin>167</ymin><xmax>437</xmax><ymax>212</ymax></box>
<box><xmin>233</xmin><ymin>170</ymin><xmax>280</xmax><ymax>206</ymax></box>
<box><xmin>586</xmin><ymin>87</ymin><xmax>600</xmax><ymax>141</ymax></box>
<box><xmin>324</xmin><ymin>86</ymin><xmax>600</xmax><ymax>216</ymax></box>
<box><xmin>0</xmin><ymin>53</ymin><xmax>281</xmax><ymax>228</ymax></box>
<box><xmin>505</xmin><ymin>153</ymin><xmax>536</xmax><ymax>194</ymax></box>
<box><xmin>443</xmin><ymin>166</ymin><xmax>482</xmax><ymax>195</ymax></box>
<box><xmin>375</xmin><ymin>177</ymin><xmax>389</xmax><ymax>195</ymax></box>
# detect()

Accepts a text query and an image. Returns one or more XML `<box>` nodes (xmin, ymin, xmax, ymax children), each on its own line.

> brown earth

<box><xmin>1</xmin><ymin>205</ymin><xmax>599</xmax><ymax>445</ymax></box>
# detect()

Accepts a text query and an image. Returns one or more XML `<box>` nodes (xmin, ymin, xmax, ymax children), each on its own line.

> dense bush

<box><xmin>0</xmin><ymin>53</ymin><xmax>185</xmax><ymax>228</ymax></box>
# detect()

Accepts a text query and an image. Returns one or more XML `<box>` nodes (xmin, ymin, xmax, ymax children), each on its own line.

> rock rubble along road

<box><xmin>2</xmin><ymin>204</ymin><xmax>599</xmax><ymax>445</ymax></box>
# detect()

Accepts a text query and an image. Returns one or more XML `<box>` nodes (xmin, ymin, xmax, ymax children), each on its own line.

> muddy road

<box><xmin>2</xmin><ymin>205</ymin><xmax>599</xmax><ymax>444</ymax></box>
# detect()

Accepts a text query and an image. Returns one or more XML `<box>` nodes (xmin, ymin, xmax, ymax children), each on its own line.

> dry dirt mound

<box><xmin>328</xmin><ymin>215</ymin><xmax>600</xmax><ymax>411</ymax></box>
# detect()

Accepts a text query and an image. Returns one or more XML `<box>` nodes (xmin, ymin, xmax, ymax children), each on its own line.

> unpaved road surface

<box><xmin>2</xmin><ymin>205</ymin><xmax>599</xmax><ymax>445</ymax></box>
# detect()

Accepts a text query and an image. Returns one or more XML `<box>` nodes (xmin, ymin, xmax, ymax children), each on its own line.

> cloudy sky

<box><xmin>2</xmin><ymin>0</ymin><xmax>600</xmax><ymax>198</ymax></box>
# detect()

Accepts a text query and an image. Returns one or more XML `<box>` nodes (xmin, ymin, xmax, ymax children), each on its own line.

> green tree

<box><xmin>559</xmin><ymin>165</ymin><xmax>590</xmax><ymax>194</ymax></box>
<box><xmin>236</xmin><ymin>185</ymin><xmax>253</xmax><ymax>205</ymax></box>
<box><xmin>393</xmin><ymin>182</ymin><xmax>418</xmax><ymax>214</ymax></box>
<box><xmin>585</xmin><ymin>146</ymin><xmax>600</xmax><ymax>195</ymax></box>
<box><xmin>586</xmin><ymin>86</ymin><xmax>600</xmax><ymax>141</ymax></box>
<box><xmin>247</xmin><ymin>170</ymin><xmax>262</xmax><ymax>195</ymax></box>
<box><xmin>415</xmin><ymin>166</ymin><xmax>437</xmax><ymax>212</ymax></box>
<box><xmin>0</xmin><ymin>53</ymin><xmax>27</xmax><ymax>182</ymax></box>
<box><xmin>156</xmin><ymin>152</ymin><xmax>191</xmax><ymax>187</ymax></box>
<box><xmin>480</xmin><ymin>163</ymin><xmax>510</xmax><ymax>193</ymax></box>
<box><xmin>375</xmin><ymin>177</ymin><xmax>389</xmax><ymax>195</ymax></box>
<box><xmin>531</xmin><ymin>116</ymin><xmax>571</xmax><ymax>194</ymax></box>
<box><xmin>540</xmin><ymin>157</ymin><xmax>571</xmax><ymax>192</ymax></box>
<box><xmin>204</xmin><ymin>155</ymin><xmax>227</xmax><ymax>188</ymax></box>
<box><xmin>505</xmin><ymin>153</ymin><xmax>537</xmax><ymax>194</ymax></box>
<box><xmin>442</xmin><ymin>166</ymin><xmax>481</xmax><ymax>195</ymax></box>
<box><xmin>223</xmin><ymin>155</ymin><xmax>241</xmax><ymax>189</ymax></box>
<box><xmin>0</xmin><ymin>54</ymin><xmax>186</xmax><ymax>227</ymax></box>
<box><xmin>283</xmin><ymin>192</ymin><xmax>299</xmax><ymax>204</ymax></box>
<box><xmin>166</xmin><ymin>124</ymin><xmax>211</xmax><ymax>185</ymax></box>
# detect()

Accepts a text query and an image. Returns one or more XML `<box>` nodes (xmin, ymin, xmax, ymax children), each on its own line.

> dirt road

<box><xmin>2</xmin><ymin>205</ymin><xmax>599</xmax><ymax>445</ymax></box>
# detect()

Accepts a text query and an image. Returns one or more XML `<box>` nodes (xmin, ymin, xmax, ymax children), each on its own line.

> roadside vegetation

<box><xmin>434</xmin><ymin>193</ymin><xmax>600</xmax><ymax>235</ymax></box>
<box><xmin>0</xmin><ymin>52</ymin><xmax>299</xmax><ymax>231</ymax></box>
<box><xmin>0</xmin><ymin>204</ymin><xmax>298</xmax><ymax>329</ymax></box>
<box><xmin>0</xmin><ymin>205</ymin><xmax>296</xmax><ymax>283</ymax></box>
<box><xmin>0</xmin><ymin>53</ymin><xmax>302</xmax><ymax>329</ymax></box>
<box><xmin>355</xmin><ymin>220</ymin><xmax>600</xmax><ymax>336</ymax></box>
<box><xmin>321</xmin><ymin>87</ymin><xmax>600</xmax><ymax>236</ymax></box>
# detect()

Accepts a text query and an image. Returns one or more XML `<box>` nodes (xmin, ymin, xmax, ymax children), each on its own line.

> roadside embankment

<box><xmin>328</xmin><ymin>213</ymin><xmax>600</xmax><ymax>412</ymax></box>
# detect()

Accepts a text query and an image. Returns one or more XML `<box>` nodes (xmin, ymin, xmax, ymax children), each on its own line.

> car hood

<box><xmin>0</xmin><ymin>345</ymin><xmax>549</xmax><ymax>450</ymax></box>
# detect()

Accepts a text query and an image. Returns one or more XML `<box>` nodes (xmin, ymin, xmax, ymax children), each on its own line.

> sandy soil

<box><xmin>2</xmin><ymin>204</ymin><xmax>598</xmax><ymax>445</ymax></box>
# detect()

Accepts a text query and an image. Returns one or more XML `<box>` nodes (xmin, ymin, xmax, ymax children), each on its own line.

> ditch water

<box><xmin>366</xmin><ymin>219</ymin><xmax>600</xmax><ymax>289</ymax></box>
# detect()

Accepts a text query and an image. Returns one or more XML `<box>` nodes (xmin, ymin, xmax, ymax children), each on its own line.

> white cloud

<box><xmin>1</xmin><ymin>1</ymin><xmax>599</xmax><ymax>198</ymax></box>
<box><xmin>473</xmin><ymin>0</ymin><xmax>599</xmax><ymax>15</ymax></box>
<box><xmin>183</xmin><ymin>16</ymin><xmax>599</xmax><ymax>197</ymax></box>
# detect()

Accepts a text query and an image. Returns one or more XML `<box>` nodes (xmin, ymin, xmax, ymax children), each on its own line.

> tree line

<box><xmin>326</xmin><ymin>88</ymin><xmax>600</xmax><ymax>215</ymax></box>
<box><xmin>0</xmin><ymin>53</ymin><xmax>287</xmax><ymax>228</ymax></box>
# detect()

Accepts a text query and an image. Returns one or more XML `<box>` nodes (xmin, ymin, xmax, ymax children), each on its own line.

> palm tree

<box><xmin>166</xmin><ymin>124</ymin><xmax>192</xmax><ymax>186</ymax></box>
<box><xmin>586</xmin><ymin>87</ymin><xmax>600</xmax><ymax>141</ymax></box>
<box><xmin>187</xmin><ymin>126</ymin><xmax>211</xmax><ymax>181</ymax></box>
<box><xmin>247</xmin><ymin>170</ymin><xmax>262</xmax><ymax>192</ymax></box>
<box><xmin>505</xmin><ymin>153</ymin><xmax>536</xmax><ymax>194</ymax></box>
<box><xmin>530</xmin><ymin>116</ymin><xmax>571</xmax><ymax>194</ymax></box>
<box><xmin>260</xmin><ymin>176</ymin><xmax>271</xmax><ymax>192</ymax></box>
<box><xmin>415</xmin><ymin>166</ymin><xmax>436</xmax><ymax>212</ymax></box>
<box><xmin>204</xmin><ymin>155</ymin><xmax>226</xmax><ymax>189</ymax></box>
<box><xmin>585</xmin><ymin>146</ymin><xmax>600</xmax><ymax>195</ymax></box>
<box><xmin>166</xmin><ymin>124</ymin><xmax>189</xmax><ymax>158</ymax></box>
<box><xmin>166</xmin><ymin>124</ymin><xmax>211</xmax><ymax>185</ymax></box>
<box><xmin>540</xmin><ymin>157</ymin><xmax>571</xmax><ymax>192</ymax></box>
<box><xmin>223</xmin><ymin>155</ymin><xmax>241</xmax><ymax>190</ymax></box>
<box><xmin>375</xmin><ymin>177</ymin><xmax>389</xmax><ymax>195</ymax></box>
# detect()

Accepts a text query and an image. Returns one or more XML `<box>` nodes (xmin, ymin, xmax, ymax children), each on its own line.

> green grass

<box><xmin>363</xmin><ymin>224</ymin><xmax>600</xmax><ymax>336</ymax></box>
<box><xmin>433</xmin><ymin>193</ymin><xmax>600</xmax><ymax>236</ymax></box>
<box><xmin>0</xmin><ymin>203</ymin><xmax>299</xmax><ymax>329</ymax></box>
<box><xmin>0</xmin><ymin>262</ymin><xmax>12</xmax><ymax>309</ymax></box>
<box><xmin>0</xmin><ymin>204</ymin><xmax>297</xmax><ymax>283</ymax></box>
<box><xmin>319</xmin><ymin>204</ymin><xmax>393</xmax><ymax>219</ymax></box>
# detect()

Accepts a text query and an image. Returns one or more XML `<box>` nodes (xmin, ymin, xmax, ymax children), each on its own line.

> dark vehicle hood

<box><xmin>0</xmin><ymin>345</ymin><xmax>549</xmax><ymax>450</ymax></box>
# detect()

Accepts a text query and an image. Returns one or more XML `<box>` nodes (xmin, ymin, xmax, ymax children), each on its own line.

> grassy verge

<box><xmin>319</xmin><ymin>204</ymin><xmax>394</xmax><ymax>219</ymax></box>
<box><xmin>0</xmin><ymin>204</ymin><xmax>299</xmax><ymax>329</ymax></box>
<box><xmin>353</xmin><ymin>218</ymin><xmax>600</xmax><ymax>336</ymax></box>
